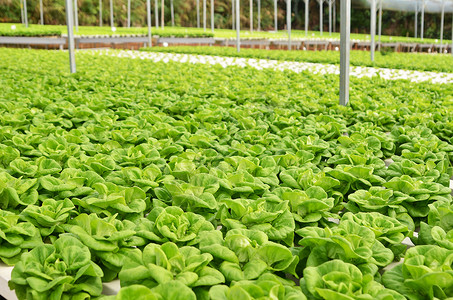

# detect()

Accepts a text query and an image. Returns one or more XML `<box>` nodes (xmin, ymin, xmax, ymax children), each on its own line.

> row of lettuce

<box><xmin>1</xmin><ymin>48</ymin><xmax>453</xmax><ymax>299</ymax></box>
<box><xmin>140</xmin><ymin>46</ymin><xmax>453</xmax><ymax>74</ymax></box>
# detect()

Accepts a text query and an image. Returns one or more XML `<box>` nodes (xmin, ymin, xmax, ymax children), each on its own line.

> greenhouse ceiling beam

<box><xmin>340</xmin><ymin>0</ymin><xmax>351</xmax><ymax>106</ymax></box>
<box><xmin>287</xmin><ymin>0</ymin><xmax>291</xmax><ymax>49</ymax></box>
<box><xmin>65</xmin><ymin>0</ymin><xmax>76</xmax><ymax>73</ymax></box>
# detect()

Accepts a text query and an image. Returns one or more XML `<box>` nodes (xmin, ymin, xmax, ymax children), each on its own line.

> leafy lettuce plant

<box><xmin>101</xmin><ymin>282</ymin><xmax>197</xmax><ymax>300</ymax></box>
<box><xmin>301</xmin><ymin>260</ymin><xmax>405</xmax><ymax>300</ymax></box>
<box><xmin>8</xmin><ymin>235</ymin><xmax>103</xmax><ymax>300</ymax></box>
<box><xmin>0</xmin><ymin>171</ymin><xmax>39</xmax><ymax>210</ymax></box>
<box><xmin>118</xmin><ymin>242</ymin><xmax>225</xmax><ymax>289</ymax></box>
<box><xmin>210</xmin><ymin>273</ymin><xmax>306</xmax><ymax>300</ymax></box>
<box><xmin>134</xmin><ymin>206</ymin><xmax>215</xmax><ymax>245</ymax></box>
<box><xmin>296</xmin><ymin>219</ymin><xmax>394</xmax><ymax>276</ymax></box>
<box><xmin>198</xmin><ymin>229</ymin><xmax>298</xmax><ymax>282</ymax></box>
<box><xmin>218</xmin><ymin>197</ymin><xmax>295</xmax><ymax>246</ymax></box>
<box><xmin>62</xmin><ymin>213</ymin><xmax>141</xmax><ymax>281</ymax></box>
<box><xmin>382</xmin><ymin>245</ymin><xmax>453</xmax><ymax>300</ymax></box>
<box><xmin>345</xmin><ymin>187</ymin><xmax>415</xmax><ymax>232</ymax></box>
<box><xmin>0</xmin><ymin>210</ymin><xmax>42</xmax><ymax>265</ymax></box>
<box><xmin>417</xmin><ymin>201</ymin><xmax>453</xmax><ymax>249</ymax></box>
<box><xmin>19</xmin><ymin>198</ymin><xmax>75</xmax><ymax>237</ymax></box>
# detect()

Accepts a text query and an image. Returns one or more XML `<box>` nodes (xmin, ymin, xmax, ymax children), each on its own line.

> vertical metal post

<box><xmin>236</xmin><ymin>0</ymin><xmax>240</xmax><ymax>52</ymax></box>
<box><xmin>421</xmin><ymin>0</ymin><xmax>424</xmax><ymax>40</ymax></box>
<box><xmin>171</xmin><ymin>0</ymin><xmax>174</xmax><ymax>26</ymax></box>
<box><xmin>161</xmin><ymin>0</ymin><xmax>164</xmax><ymax>29</ymax></box>
<box><xmin>232</xmin><ymin>0</ymin><xmax>235</xmax><ymax>30</ymax></box>
<box><xmin>415</xmin><ymin>2</ymin><xmax>418</xmax><ymax>38</ymax></box>
<box><xmin>440</xmin><ymin>0</ymin><xmax>445</xmax><ymax>51</ymax></box>
<box><xmin>451</xmin><ymin>13</ymin><xmax>453</xmax><ymax>56</ymax></box>
<box><xmin>197</xmin><ymin>0</ymin><xmax>200</xmax><ymax>28</ymax></box>
<box><xmin>155</xmin><ymin>0</ymin><xmax>159</xmax><ymax>28</ymax></box>
<box><xmin>287</xmin><ymin>0</ymin><xmax>291</xmax><ymax>50</ymax></box>
<box><xmin>147</xmin><ymin>0</ymin><xmax>152</xmax><ymax>46</ymax></box>
<box><xmin>305</xmin><ymin>0</ymin><xmax>309</xmax><ymax>36</ymax></box>
<box><xmin>127</xmin><ymin>0</ymin><xmax>131</xmax><ymax>27</ymax></box>
<box><xmin>258</xmin><ymin>0</ymin><xmax>261</xmax><ymax>31</ymax></box>
<box><xmin>333</xmin><ymin>0</ymin><xmax>336</xmax><ymax>32</ymax></box>
<box><xmin>211</xmin><ymin>0</ymin><xmax>214</xmax><ymax>32</ymax></box>
<box><xmin>74</xmin><ymin>0</ymin><xmax>78</xmax><ymax>31</ymax></box>
<box><xmin>110</xmin><ymin>0</ymin><xmax>114</xmax><ymax>27</ymax></box>
<box><xmin>250</xmin><ymin>0</ymin><xmax>253</xmax><ymax>32</ymax></box>
<box><xmin>340</xmin><ymin>0</ymin><xmax>350</xmax><ymax>106</ymax></box>
<box><xmin>23</xmin><ymin>0</ymin><xmax>28</xmax><ymax>27</ymax></box>
<box><xmin>40</xmin><ymin>0</ymin><xmax>44</xmax><ymax>25</ymax></box>
<box><xmin>378</xmin><ymin>0</ymin><xmax>382</xmax><ymax>50</ymax></box>
<box><xmin>65</xmin><ymin>0</ymin><xmax>76</xmax><ymax>73</ymax></box>
<box><xmin>99</xmin><ymin>0</ymin><xmax>103</xmax><ymax>26</ymax></box>
<box><xmin>370</xmin><ymin>0</ymin><xmax>376</xmax><ymax>61</ymax></box>
<box><xmin>20</xmin><ymin>0</ymin><xmax>24</xmax><ymax>25</ymax></box>
<box><xmin>203</xmin><ymin>0</ymin><xmax>206</xmax><ymax>31</ymax></box>
<box><xmin>274</xmin><ymin>0</ymin><xmax>278</xmax><ymax>31</ymax></box>
<box><xmin>329</xmin><ymin>0</ymin><xmax>332</xmax><ymax>35</ymax></box>
<box><xmin>319</xmin><ymin>0</ymin><xmax>323</xmax><ymax>35</ymax></box>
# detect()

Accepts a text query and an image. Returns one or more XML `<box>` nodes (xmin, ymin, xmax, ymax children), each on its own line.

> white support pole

<box><xmin>171</xmin><ymin>0</ymin><xmax>174</xmax><ymax>26</ymax></box>
<box><xmin>451</xmin><ymin>13</ymin><xmax>453</xmax><ymax>56</ymax></box>
<box><xmin>236</xmin><ymin>0</ymin><xmax>240</xmax><ymax>52</ymax></box>
<box><xmin>329</xmin><ymin>0</ymin><xmax>332</xmax><ymax>35</ymax></box>
<box><xmin>65</xmin><ymin>0</ymin><xmax>76</xmax><ymax>73</ymax></box>
<box><xmin>20</xmin><ymin>0</ymin><xmax>24</xmax><ymax>25</ymax></box>
<box><xmin>258</xmin><ymin>0</ymin><xmax>261</xmax><ymax>31</ymax></box>
<box><xmin>415</xmin><ymin>2</ymin><xmax>418</xmax><ymax>38</ymax></box>
<box><xmin>211</xmin><ymin>0</ymin><xmax>214</xmax><ymax>32</ymax></box>
<box><xmin>421</xmin><ymin>0</ymin><xmax>424</xmax><ymax>40</ymax></box>
<box><xmin>274</xmin><ymin>0</ymin><xmax>278</xmax><ymax>31</ymax></box>
<box><xmin>250</xmin><ymin>0</ymin><xmax>253</xmax><ymax>33</ymax></box>
<box><xmin>378</xmin><ymin>0</ymin><xmax>382</xmax><ymax>50</ymax></box>
<box><xmin>99</xmin><ymin>0</ymin><xmax>103</xmax><ymax>26</ymax></box>
<box><xmin>147</xmin><ymin>0</ymin><xmax>152</xmax><ymax>46</ymax></box>
<box><xmin>110</xmin><ymin>0</ymin><xmax>114</xmax><ymax>27</ymax></box>
<box><xmin>340</xmin><ymin>0</ymin><xmax>350</xmax><ymax>106</ymax></box>
<box><xmin>287</xmin><ymin>0</ymin><xmax>291</xmax><ymax>50</ymax></box>
<box><xmin>370</xmin><ymin>0</ymin><xmax>376</xmax><ymax>61</ymax></box>
<box><xmin>23</xmin><ymin>0</ymin><xmax>28</xmax><ymax>27</ymax></box>
<box><xmin>161</xmin><ymin>0</ymin><xmax>164</xmax><ymax>29</ymax></box>
<box><xmin>154</xmin><ymin>0</ymin><xmax>159</xmax><ymax>28</ymax></box>
<box><xmin>197</xmin><ymin>0</ymin><xmax>200</xmax><ymax>28</ymax></box>
<box><xmin>74</xmin><ymin>0</ymin><xmax>78</xmax><ymax>31</ymax></box>
<box><xmin>232</xmin><ymin>0</ymin><xmax>235</xmax><ymax>30</ymax></box>
<box><xmin>127</xmin><ymin>0</ymin><xmax>131</xmax><ymax>27</ymax></box>
<box><xmin>440</xmin><ymin>0</ymin><xmax>445</xmax><ymax>51</ymax></box>
<box><xmin>319</xmin><ymin>0</ymin><xmax>323</xmax><ymax>35</ymax></box>
<box><xmin>203</xmin><ymin>0</ymin><xmax>207</xmax><ymax>31</ymax></box>
<box><xmin>305</xmin><ymin>0</ymin><xmax>309</xmax><ymax>36</ymax></box>
<box><xmin>40</xmin><ymin>0</ymin><xmax>44</xmax><ymax>25</ymax></box>
<box><xmin>333</xmin><ymin>0</ymin><xmax>336</xmax><ymax>32</ymax></box>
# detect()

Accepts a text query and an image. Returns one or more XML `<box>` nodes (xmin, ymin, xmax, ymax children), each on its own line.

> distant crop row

<box><xmin>0</xmin><ymin>48</ymin><xmax>452</xmax><ymax>299</ymax></box>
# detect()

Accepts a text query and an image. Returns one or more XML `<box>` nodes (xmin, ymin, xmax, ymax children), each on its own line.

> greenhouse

<box><xmin>0</xmin><ymin>0</ymin><xmax>452</xmax><ymax>299</ymax></box>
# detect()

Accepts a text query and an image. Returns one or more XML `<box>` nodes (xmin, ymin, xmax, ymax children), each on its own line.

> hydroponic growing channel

<box><xmin>0</xmin><ymin>46</ymin><xmax>452</xmax><ymax>300</ymax></box>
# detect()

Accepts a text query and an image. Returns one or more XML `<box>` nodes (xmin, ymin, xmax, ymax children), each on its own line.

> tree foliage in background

<box><xmin>0</xmin><ymin>0</ymin><xmax>451</xmax><ymax>39</ymax></box>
